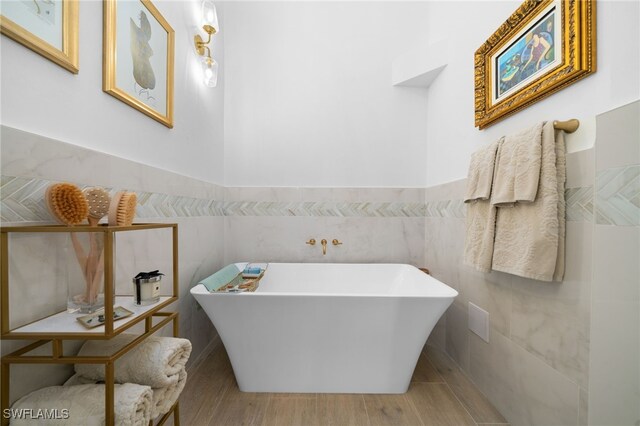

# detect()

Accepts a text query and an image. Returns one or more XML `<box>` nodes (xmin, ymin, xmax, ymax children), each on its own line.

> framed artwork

<box><xmin>0</xmin><ymin>0</ymin><xmax>79</xmax><ymax>73</ymax></box>
<box><xmin>474</xmin><ymin>0</ymin><xmax>596</xmax><ymax>129</ymax></box>
<box><xmin>103</xmin><ymin>0</ymin><xmax>175</xmax><ymax>128</ymax></box>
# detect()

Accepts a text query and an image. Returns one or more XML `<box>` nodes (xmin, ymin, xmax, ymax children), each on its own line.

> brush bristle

<box><xmin>83</xmin><ymin>187</ymin><xmax>111</xmax><ymax>219</ymax></box>
<box><xmin>117</xmin><ymin>193</ymin><xmax>137</xmax><ymax>226</ymax></box>
<box><xmin>47</xmin><ymin>183</ymin><xmax>88</xmax><ymax>225</ymax></box>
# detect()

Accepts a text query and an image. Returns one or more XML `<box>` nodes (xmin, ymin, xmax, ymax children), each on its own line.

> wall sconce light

<box><xmin>194</xmin><ymin>0</ymin><xmax>219</xmax><ymax>87</ymax></box>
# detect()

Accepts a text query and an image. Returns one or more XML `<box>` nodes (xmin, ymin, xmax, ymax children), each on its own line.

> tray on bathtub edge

<box><xmin>199</xmin><ymin>264</ymin><xmax>263</xmax><ymax>293</ymax></box>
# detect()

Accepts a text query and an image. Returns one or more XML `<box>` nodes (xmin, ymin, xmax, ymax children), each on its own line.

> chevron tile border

<box><xmin>0</xmin><ymin>176</ymin><xmax>429</xmax><ymax>222</ymax></box>
<box><xmin>595</xmin><ymin>165</ymin><xmax>640</xmax><ymax>226</ymax></box>
<box><xmin>566</xmin><ymin>186</ymin><xmax>594</xmax><ymax>222</ymax></box>
<box><xmin>2</xmin><ymin>171</ymin><xmax>637</xmax><ymax>224</ymax></box>
<box><xmin>0</xmin><ymin>176</ymin><xmax>225</xmax><ymax>223</ymax></box>
<box><xmin>425</xmin><ymin>199</ymin><xmax>466</xmax><ymax>218</ymax></box>
<box><xmin>223</xmin><ymin>201</ymin><xmax>427</xmax><ymax>217</ymax></box>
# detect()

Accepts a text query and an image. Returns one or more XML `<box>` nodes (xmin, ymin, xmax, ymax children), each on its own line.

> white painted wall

<box><xmin>0</xmin><ymin>0</ymin><xmax>225</xmax><ymax>185</ymax></box>
<box><xmin>424</xmin><ymin>0</ymin><xmax>640</xmax><ymax>186</ymax></box>
<box><xmin>223</xmin><ymin>1</ymin><xmax>431</xmax><ymax>188</ymax></box>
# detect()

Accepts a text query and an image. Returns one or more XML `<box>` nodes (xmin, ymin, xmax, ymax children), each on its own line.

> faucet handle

<box><xmin>306</xmin><ymin>239</ymin><xmax>316</xmax><ymax>246</ymax></box>
<box><xmin>332</xmin><ymin>239</ymin><xmax>343</xmax><ymax>246</ymax></box>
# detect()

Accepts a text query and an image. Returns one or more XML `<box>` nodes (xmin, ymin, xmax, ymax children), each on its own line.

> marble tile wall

<box><xmin>424</xmin><ymin>172</ymin><xmax>592</xmax><ymax>425</ymax></box>
<box><xmin>0</xmin><ymin>126</ymin><xmax>225</xmax><ymax>404</ymax></box>
<box><xmin>223</xmin><ymin>187</ymin><xmax>426</xmax><ymax>266</ymax></box>
<box><xmin>423</xmin><ymin>101</ymin><xmax>639</xmax><ymax>426</ymax></box>
<box><xmin>589</xmin><ymin>101</ymin><xmax>640</xmax><ymax>425</ymax></box>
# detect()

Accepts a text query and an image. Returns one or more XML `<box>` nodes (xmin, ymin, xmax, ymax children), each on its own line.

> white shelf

<box><xmin>392</xmin><ymin>40</ymin><xmax>448</xmax><ymax>88</ymax></box>
<box><xmin>11</xmin><ymin>296</ymin><xmax>173</xmax><ymax>335</ymax></box>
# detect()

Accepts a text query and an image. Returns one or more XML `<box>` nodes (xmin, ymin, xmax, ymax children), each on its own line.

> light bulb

<box><xmin>202</xmin><ymin>57</ymin><xmax>218</xmax><ymax>87</ymax></box>
<box><xmin>201</xmin><ymin>0</ymin><xmax>219</xmax><ymax>32</ymax></box>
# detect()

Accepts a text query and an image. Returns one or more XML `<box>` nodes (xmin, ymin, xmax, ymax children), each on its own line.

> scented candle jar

<box><xmin>132</xmin><ymin>270</ymin><xmax>163</xmax><ymax>305</ymax></box>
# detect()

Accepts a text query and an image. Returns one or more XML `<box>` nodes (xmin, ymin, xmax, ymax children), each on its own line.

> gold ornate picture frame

<box><xmin>0</xmin><ymin>0</ymin><xmax>79</xmax><ymax>73</ymax></box>
<box><xmin>475</xmin><ymin>0</ymin><xmax>596</xmax><ymax>129</ymax></box>
<box><xmin>103</xmin><ymin>0</ymin><xmax>175</xmax><ymax>128</ymax></box>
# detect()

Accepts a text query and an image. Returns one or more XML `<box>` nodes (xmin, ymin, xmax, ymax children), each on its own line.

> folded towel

<box><xmin>492</xmin><ymin>121</ymin><xmax>566</xmax><ymax>281</ymax></box>
<box><xmin>491</xmin><ymin>122</ymin><xmax>543</xmax><ymax>207</ymax></box>
<box><xmin>75</xmin><ymin>334</ymin><xmax>192</xmax><ymax>388</ymax></box>
<box><xmin>463</xmin><ymin>138</ymin><xmax>501</xmax><ymax>272</ymax></box>
<box><xmin>65</xmin><ymin>370</ymin><xmax>187</xmax><ymax>419</ymax></box>
<box><xmin>463</xmin><ymin>201</ymin><xmax>497</xmax><ymax>273</ymax></box>
<box><xmin>10</xmin><ymin>383</ymin><xmax>152</xmax><ymax>426</ymax></box>
<box><xmin>464</xmin><ymin>139</ymin><xmax>502</xmax><ymax>202</ymax></box>
<box><xmin>149</xmin><ymin>369</ymin><xmax>186</xmax><ymax>418</ymax></box>
<box><xmin>200</xmin><ymin>264</ymin><xmax>242</xmax><ymax>292</ymax></box>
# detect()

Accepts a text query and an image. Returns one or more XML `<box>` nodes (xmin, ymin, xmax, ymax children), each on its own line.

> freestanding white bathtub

<box><xmin>191</xmin><ymin>263</ymin><xmax>457</xmax><ymax>394</ymax></box>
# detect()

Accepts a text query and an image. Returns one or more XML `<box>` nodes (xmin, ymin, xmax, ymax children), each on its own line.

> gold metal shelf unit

<box><xmin>0</xmin><ymin>223</ymin><xmax>180</xmax><ymax>426</ymax></box>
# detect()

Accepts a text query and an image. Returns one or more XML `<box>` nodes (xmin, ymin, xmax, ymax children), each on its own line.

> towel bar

<box><xmin>553</xmin><ymin>119</ymin><xmax>579</xmax><ymax>133</ymax></box>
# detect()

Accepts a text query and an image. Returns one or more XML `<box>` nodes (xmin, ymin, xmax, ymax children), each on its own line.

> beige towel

<box><xmin>75</xmin><ymin>334</ymin><xmax>192</xmax><ymax>388</ymax></box>
<box><xmin>65</xmin><ymin>370</ymin><xmax>187</xmax><ymax>419</ymax></box>
<box><xmin>464</xmin><ymin>201</ymin><xmax>497</xmax><ymax>273</ymax></box>
<box><xmin>463</xmin><ymin>139</ymin><xmax>501</xmax><ymax>272</ymax></box>
<box><xmin>492</xmin><ymin>121</ymin><xmax>566</xmax><ymax>281</ymax></box>
<box><xmin>491</xmin><ymin>122</ymin><xmax>543</xmax><ymax>207</ymax></box>
<box><xmin>10</xmin><ymin>383</ymin><xmax>152</xmax><ymax>426</ymax></box>
<box><xmin>464</xmin><ymin>139</ymin><xmax>502</xmax><ymax>202</ymax></box>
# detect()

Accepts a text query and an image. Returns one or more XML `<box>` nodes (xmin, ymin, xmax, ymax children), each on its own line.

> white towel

<box><xmin>492</xmin><ymin>121</ymin><xmax>566</xmax><ymax>281</ymax></box>
<box><xmin>149</xmin><ymin>369</ymin><xmax>186</xmax><ymax>419</ymax></box>
<box><xmin>65</xmin><ymin>370</ymin><xmax>187</xmax><ymax>419</ymax></box>
<box><xmin>75</xmin><ymin>334</ymin><xmax>192</xmax><ymax>388</ymax></box>
<box><xmin>463</xmin><ymin>139</ymin><xmax>501</xmax><ymax>272</ymax></box>
<box><xmin>10</xmin><ymin>383</ymin><xmax>152</xmax><ymax>426</ymax></box>
<box><xmin>491</xmin><ymin>122</ymin><xmax>543</xmax><ymax>207</ymax></box>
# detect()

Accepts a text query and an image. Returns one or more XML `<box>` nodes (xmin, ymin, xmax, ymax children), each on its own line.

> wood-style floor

<box><xmin>178</xmin><ymin>343</ymin><xmax>508</xmax><ymax>426</ymax></box>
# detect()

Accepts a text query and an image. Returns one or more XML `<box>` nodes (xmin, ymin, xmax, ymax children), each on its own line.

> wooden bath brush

<box><xmin>45</xmin><ymin>182</ymin><xmax>90</xmax><ymax>287</ymax></box>
<box><xmin>108</xmin><ymin>191</ymin><xmax>137</xmax><ymax>226</ymax></box>
<box><xmin>83</xmin><ymin>187</ymin><xmax>110</xmax><ymax>227</ymax></box>
<box><xmin>45</xmin><ymin>183</ymin><xmax>88</xmax><ymax>226</ymax></box>
<box><xmin>83</xmin><ymin>187</ymin><xmax>111</xmax><ymax>303</ymax></box>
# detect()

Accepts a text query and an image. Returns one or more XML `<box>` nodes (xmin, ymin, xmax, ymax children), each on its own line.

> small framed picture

<box><xmin>0</xmin><ymin>0</ymin><xmax>79</xmax><ymax>73</ymax></box>
<box><xmin>76</xmin><ymin>306</ymin><xmax>134</xmax><ymax>329</ymax></box>
<box><xmin>103</xmin><ymin>0</ymin><xmax>175</xmax><ymax>128</ymax></box>
<box><xmin>474</xmin><ymin>0</ymin><xmax>596</xmax><ymax>129</ymax></box>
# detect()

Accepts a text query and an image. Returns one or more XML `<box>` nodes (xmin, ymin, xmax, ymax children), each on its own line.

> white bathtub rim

<box><xmin>191</xmin><ymin>283</ymin><xmax>457</xmax><ymax>299</ymax></box>
<box><xmin>191</xmin><ymin>262</ymin><xmax>458</xmax><ymax>299</ymax></box>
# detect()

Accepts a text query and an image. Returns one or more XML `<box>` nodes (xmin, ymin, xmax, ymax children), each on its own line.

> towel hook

<box><xmin>553</xmin><ymin>119</ymin><xmax>579</xmax><ymax>134</ymax></box>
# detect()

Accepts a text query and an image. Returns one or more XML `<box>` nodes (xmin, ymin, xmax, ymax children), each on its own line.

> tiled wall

<box><xmin>223</xmin><ymin>187</ymin><xmax>426</xmax><ymax>265</ymax></box>
<box><xmin>0</xmin><ymin>126</ymin><xmax>225</xmax><ymax>404</ymax></box>
<box><xmin>589</xmin><ymin>101</ymin><xmax>639</xmax><ymax>425</ymax></box>
<box><xmin>423</xmin><ymin>101</ymin><xmax>639</xmax><ymax>425</ymax></box>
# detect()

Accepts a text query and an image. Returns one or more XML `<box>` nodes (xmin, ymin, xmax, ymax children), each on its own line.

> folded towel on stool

<box><xmin>10</xmin><ymin>383</ymin><xmax>152</xmax><ymax>426</ymax></box>
<box><xmin>75</xmin><ymin>334</ymin><xmax>191</xmax><ymax>388</ymax></box>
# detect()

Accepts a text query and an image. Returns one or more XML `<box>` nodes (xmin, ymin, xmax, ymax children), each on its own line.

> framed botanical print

<box><xmin>0</xmin><ymin>0</ymin><xmax>79</xmax><ymax>73</ymax></box>
<box><xmin>103</xmin><ymin>0</ymin><xmax>175</xmax><ymax>128</ymax></box>
<box><xmin>474</xmin><ymin>0</ymin><xmax>596</xmax><ymax>129</ymax></box>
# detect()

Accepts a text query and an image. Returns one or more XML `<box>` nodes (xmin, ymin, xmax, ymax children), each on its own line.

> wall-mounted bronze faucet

<box><xmin>306</xmin><ymin>238</ymin><xmax>343</xmax><ymax>255</ymax></box>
